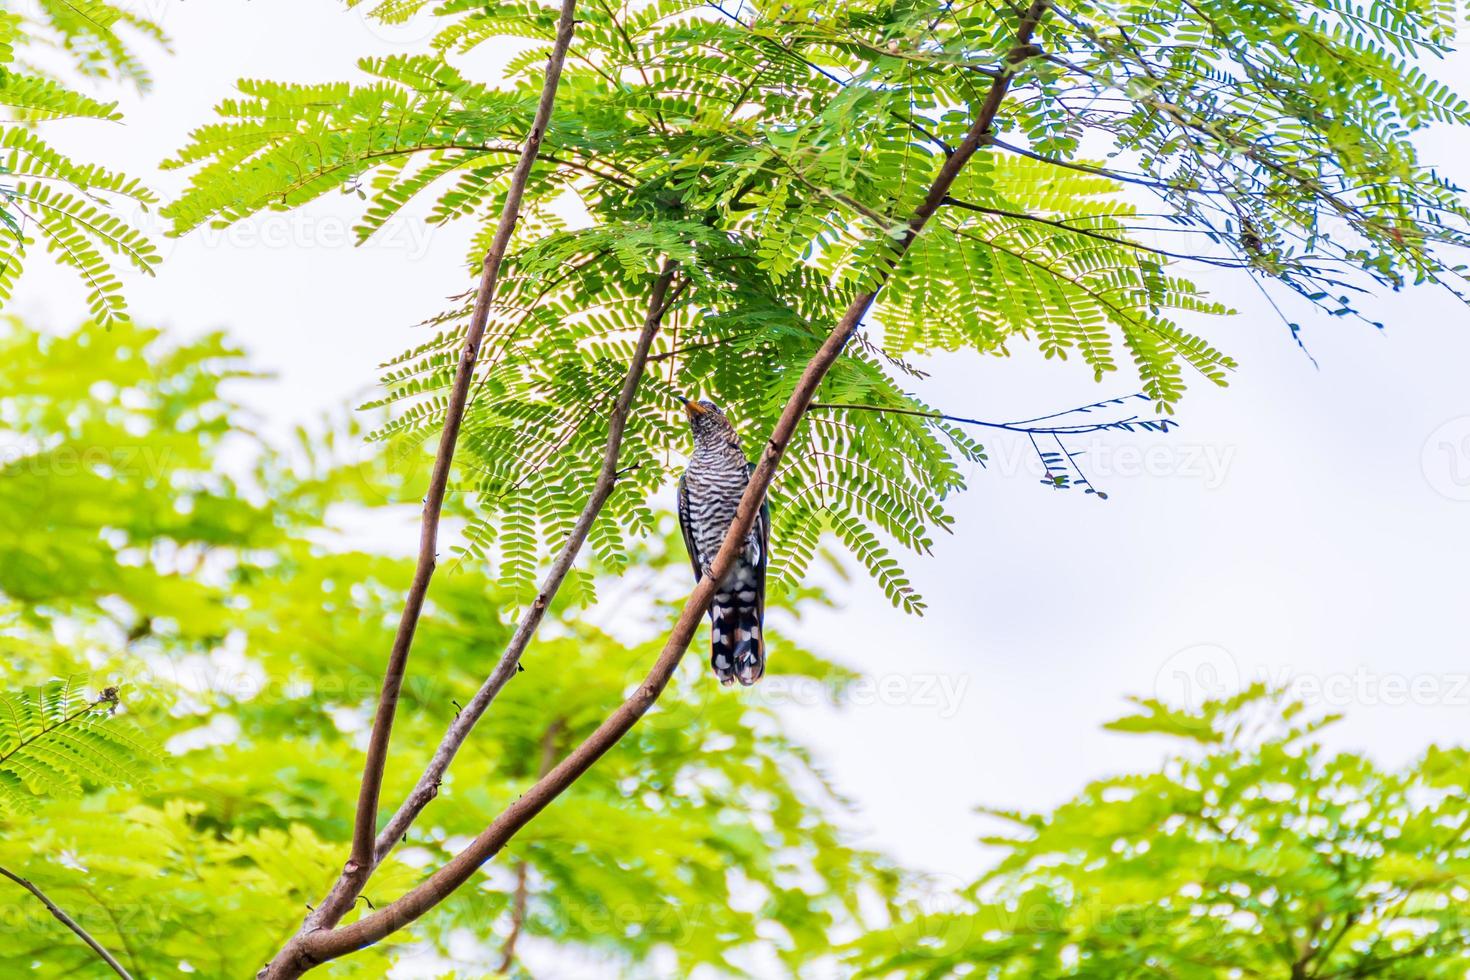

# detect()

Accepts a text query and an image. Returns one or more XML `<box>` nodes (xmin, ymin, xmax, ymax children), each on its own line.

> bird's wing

<box><xmin>677</xmin><ymin>471</ymin><xmax>702</xmax><ymax>582</ymax></box>
<box><xmin>750</xmin><ymin>462</ymin><xmax>770</xmax><ymax>626</ymax></box>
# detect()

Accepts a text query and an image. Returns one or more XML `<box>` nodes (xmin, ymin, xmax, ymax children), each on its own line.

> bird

<box><xmin>677</xmin><ymin>398</ymin><xmax>769</xmax><ymax>686</ymax></box>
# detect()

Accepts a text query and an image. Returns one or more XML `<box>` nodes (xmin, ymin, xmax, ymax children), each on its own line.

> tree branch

<box><xmin>288</xmin><ymin>264</ymin><xmax>679</xmax><ymax>947</ymax></box>
<box><xmin>0</xmin><ymin>865</ymin><xmax>134</xmax><ymax>980</ymax></box>
<box><xmin>264</xmin><ymin>3</ymin><xmax>1051</xmax><ymax>972</ymax></box>
<box><xmin>499</xmin><ymin>861</ymin><xmax>532</xmax><ymax>975</ymax></box>
<box><xmin>498</xmin><ymin>718</ymin><xmax>564</xmax><ymax>974</ymax></box>
<box><xmin>258</xmin><ymin>1</ymin><xmax>581</xmax><ymax>975</ymax></box>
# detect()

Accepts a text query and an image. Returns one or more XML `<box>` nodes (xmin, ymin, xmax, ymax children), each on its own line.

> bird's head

<box><xmin>683</xmin><ymin>397</ymin><xmax>738</xmax><ymax>446</ymax></box>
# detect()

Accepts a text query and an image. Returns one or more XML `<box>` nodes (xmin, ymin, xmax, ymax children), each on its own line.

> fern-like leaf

<box><xmin>0</xmin><ymin>681</ymin><xmax>161</xmax><ymax>814</ymax></box>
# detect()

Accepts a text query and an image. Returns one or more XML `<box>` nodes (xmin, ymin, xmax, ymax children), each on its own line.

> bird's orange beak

<box><xmin>684</xmin><ymin>399</ymin><xmax>708</xmax><ymax>417</ymax></box>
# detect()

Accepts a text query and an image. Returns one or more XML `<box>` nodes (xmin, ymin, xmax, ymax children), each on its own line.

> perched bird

<box><xmin>677</xmin><ymin>398</ymin><xmax>769</xmax><ymax>686</ymax></box>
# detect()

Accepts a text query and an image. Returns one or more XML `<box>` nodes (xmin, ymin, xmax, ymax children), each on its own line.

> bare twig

<box><xmin>939</xmin><ymin>195</ymin><xmax>1254</xmax><ymax>269</ymax></box>
<box><xmin>498</xmin><ymin>718</ymin><xmax>565</xmax><ymax>974</ymax></box>
<box><xmin>261</xmin><ymin>4</ymin><xmax>1052</xmax><ymax>973</ymax></box>
<box><xmin>335</xmin><ymin>0</ymin><xmax>580</xmax><ymax>918</ymax></box>
<box><xmin>258</xmin><ymin>2</ymin><xmax>580</xmax><ymax>976</ymax></box>
<box><xmin>808</xmin><ymin>400</ymin><xmax>1174</xmax><ymax>436</ymax></box>
<box><xmin>499</xmin><ymin>861</ymin><xmax>532</xmax><ymax>975</ymax></box>
<box><xmin>0</xmin><ymin>865</ymin><xmax>134</xmax><ymax>980</ymax></box>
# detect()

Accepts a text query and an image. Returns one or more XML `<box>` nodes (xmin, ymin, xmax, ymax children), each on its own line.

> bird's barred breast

<box><xmin>684</xmin><ymin>458</ymin><xmax>750</xmax><ymax>569</ymax></box>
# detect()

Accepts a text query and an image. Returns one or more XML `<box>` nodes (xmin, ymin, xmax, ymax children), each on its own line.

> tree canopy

<box><xmin>5</xmin><ymin>0</ymin><xmax>1470</xmax><ymax>975</ymax></box>
<box><xmin>163</xmin><ymin>0</ymin><xmax>1470</xmax><ymax>613</ymax></box>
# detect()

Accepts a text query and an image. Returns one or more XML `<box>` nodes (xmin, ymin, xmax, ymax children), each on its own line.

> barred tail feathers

<box><xmin>710</xmin><ymin>595</ymin><xmax>764</xmax><ymax>687</ymax></box>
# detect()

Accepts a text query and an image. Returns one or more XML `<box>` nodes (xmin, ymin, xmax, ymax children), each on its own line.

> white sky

<box><xmin>13</xmin><ymin>0</ymin><xmax>1470</xmax><ymax>922</ymax></box>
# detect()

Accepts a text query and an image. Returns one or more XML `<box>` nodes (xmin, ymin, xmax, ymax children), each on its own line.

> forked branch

<box><xmin>292</xmin><ymin>264</ymin><xmax>677</xmax><ymax>949</ymax></box>
<box><xmin>258</xmin><ymin>1</ymin><xmax>580</xmax><ymax>975</ymax></box>
<box><xmin>264</xmin><ymin>2</ymin><xmax>1051</xmax><ymax>972</ymax></box>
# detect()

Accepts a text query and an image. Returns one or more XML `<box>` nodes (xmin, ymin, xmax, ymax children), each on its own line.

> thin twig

<box><xmin>940</xmin><ymin>195</ymin><xmax>1254</xmax><ymax>269</ymax></box>
<box><xmin>808</xmin><ymin>400</ymin><xmax>1173</xmax><ymax>436</ymax></box>
<box><xmin>987</xmin><ymin>136</ymin><xmax>1235</xmax><ymax>196</ymax></box>
<box><xmin>266</xmin><ymin>3</ymin><xmax>1053</xmax><ymax>971</ymax></box>
<box><xmin>499</xmin><ymin>862</ymin><xmax>532</xmax><ymax>975</ymax></box>
<box><xmin>0</xmin><ymin>866</ymin><xmax>134</xmax><ymax>980</ymax></box>
<box><xmin>498</xmin><ymin>718</ymin><xmax>565</xmax><ymax>974</ymax></box>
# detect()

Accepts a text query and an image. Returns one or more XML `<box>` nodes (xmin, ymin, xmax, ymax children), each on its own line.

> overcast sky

<box><xmin>13</xmin><ymin>0</ymin><xmax>1470</xmax><ymax>932</ymax></box>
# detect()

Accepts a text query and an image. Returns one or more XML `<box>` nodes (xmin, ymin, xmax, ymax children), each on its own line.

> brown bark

<box><xmin>337</xmin><ymin>0</ymin><xmax>580</xmax><ymax>908</ymax></box>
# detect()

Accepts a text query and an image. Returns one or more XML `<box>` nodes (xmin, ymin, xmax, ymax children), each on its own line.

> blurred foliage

<box><xmin>849</xmin><ymin>685</ymin><xmax>1470</xmax><ymax>979</ymax></box>
<box><xmin>6</xmin><ymin>322</ymin><xmax>1470</xmax><ymax>977</ymax></box>
<box><xmin>0</xmin><ymin>317</ymin><xmax>896</xmax><ymax>977</ymax></box>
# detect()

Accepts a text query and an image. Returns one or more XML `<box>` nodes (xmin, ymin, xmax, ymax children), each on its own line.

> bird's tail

<box><xmin>710</xmin><ymin>599</ymin><xmax>764</xmax><ymax>686</ymax></box>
